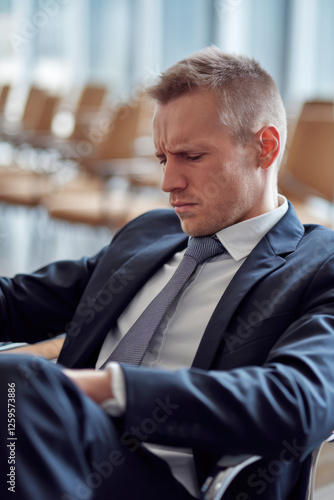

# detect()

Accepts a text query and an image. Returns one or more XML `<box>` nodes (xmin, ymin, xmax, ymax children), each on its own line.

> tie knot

<box><xmin>185</xmin><ymin>236</ymin><xmax>224</xmax><ymax>264</ymax></box>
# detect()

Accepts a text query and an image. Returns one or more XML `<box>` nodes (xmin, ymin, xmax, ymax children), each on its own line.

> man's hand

<box><xmin>63</xmin><ymin>369</ymin><xmax>113</xmax><ymax>405</ymax></box>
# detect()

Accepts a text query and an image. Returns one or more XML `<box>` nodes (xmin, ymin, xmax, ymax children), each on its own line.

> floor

<box><xmin>1</xmin><ymin>203</ymin><xmax>334</xmax><ymax>497</ymax></box>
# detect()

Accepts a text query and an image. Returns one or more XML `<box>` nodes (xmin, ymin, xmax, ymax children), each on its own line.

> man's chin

<box><xmin>179</xmin><ymin>219</ymin><xmax>212</xmax><ymax>237</ymax></box>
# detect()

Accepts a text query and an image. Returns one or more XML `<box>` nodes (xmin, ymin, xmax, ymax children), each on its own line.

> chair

<box><xmin>0</xmin><ymin>335</ymin><xmax>66</xmax><ymax>361</ymax></box>
<box><xmin>27</xmin><ymin>94</ymin><xmax>60</xmax><ymax>144</ymax></box>
<box><xmin>61</xmin><ymin>84</ymin><xmax>108</xmax><ymax>142</ymax></box>
<box><xmin>42</xmin><ymin>181</ymin><xmax>168</xmax><ymax>230</ymax></box>
<box><xmin>279</xmin><ymin>100</ymin><xmax>334</xmax><ymax>227</ymax></box>
<box><xmin>0</xmin><ymin>168</ymin><xmax>53</xmax><ymax>207</ymax></box>
<box><xmin>306</xmin><ymin>433</ymin><xmax>334</xmax><ymax>499</ymax></box>
<box><xmin>79</xmin><ymin>99</ymin><xmax>146</xmax><ymax>170</ymax></box>
<box><xmin>20</xmin><ymin>87</ymin><xmax>49</xmax><ymax>133</ymax></box>
<box><xmin>49</xmin><ymin>84</ymin><xmax>107</xmax><ymax>141</ymax></box>
<box><xmin>201</xmin><ymin>455</ymin><xmax>261</xmax><ymax>500</ymax></box>
<box><xmin>0</xmin><ymin>84</ymin><xmax>10</xmax><ymax>112</ymax></box>
<box><xmin>75</xmin><ymin>84</ymin><xmax>107</xmax><ymax>112</ymax></box>
<box><xmin>39</xmin><ymin>94</ymin><xmax>163</xmax><ymax>231</ymax></box>
<box><xmin>201</xmin><ymin>433</ymin><xmax>334</xmax><ymax>500</ymax></box>
<box><xmin>1</xmin><ymin>86</ymin><xmax>50</xmax><ymax>144</ymax></box>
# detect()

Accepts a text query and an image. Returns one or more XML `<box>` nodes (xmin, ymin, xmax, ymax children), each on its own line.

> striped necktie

<box><xmin>101</xmin><ymin>235</ymin><xmax>224</xmax><ymax>367</ymax></box>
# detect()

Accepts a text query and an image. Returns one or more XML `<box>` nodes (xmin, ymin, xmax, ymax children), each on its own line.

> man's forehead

<box><xmin>153</xmin><ymin>99</ymin><xmax>212</xmax><ymax>134</ymax></box>
<box><xmin>152</xmin><ymin>98</ymin><xmax>227</xmax><ymax>149</ymax></box>
<box><xmin>153</xmin><ymin>111</ymin><xmax>203</xmax><ymax>149</ymax></box>
<box><xmin>153</xmin><ymin>91</ymin><xmax>219</xmax><ymax>117</ymax></box>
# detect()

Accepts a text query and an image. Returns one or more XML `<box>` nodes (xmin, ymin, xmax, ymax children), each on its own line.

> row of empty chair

<box><xmin>0</xmin><ymin>83</ymin><xmax>107</xmax><ymax>145</ymax></box>
<box><xmin>0</xmin><ymin>82</ymin><xmax>167</xmax><ymax>232</ymax></box>
<box><xmin>1</xmin><ymin>82</ymin><xmax>334</xmax><ymax>232</ymax></box>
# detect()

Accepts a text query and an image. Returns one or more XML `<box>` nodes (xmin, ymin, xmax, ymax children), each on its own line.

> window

<box><xmin>0</xmin><ymin>0</ymin><xmax>334</xmax><ymax>112</ymax></box>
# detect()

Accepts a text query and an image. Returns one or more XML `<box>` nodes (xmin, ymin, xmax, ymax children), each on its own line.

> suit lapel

<box><xmin>192</xmin><ymin>237</ymin><xmax>285</xmax><ymax>369</ymax></box>
<box><xmin>97</xmin><ymin>232</ymin><xmax>189</xmax><ymax>323</ymax></box>
<box><xmin>192</xmin><ymin>203</ymin><xmax>305</xmax><ymax>369</ymax></box>
<box><xmin>60</xmin><ymin>232</ymin><xmax>188</xmax><ymax>367</ymax></box>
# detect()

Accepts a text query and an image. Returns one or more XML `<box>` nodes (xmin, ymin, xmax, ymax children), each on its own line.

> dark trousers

<box><xmin>0</xmin><ymin>355</ymin><xmax>196</xmax><ymax>500</ymax></box>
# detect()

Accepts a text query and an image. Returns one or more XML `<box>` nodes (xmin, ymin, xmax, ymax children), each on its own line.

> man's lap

<box><xmin>0</xmin><ymin>355</ymin><xmax>195</xmax><ymax>500</ymax></box>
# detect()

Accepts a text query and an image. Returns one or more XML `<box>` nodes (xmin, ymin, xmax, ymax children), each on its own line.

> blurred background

<box><xmin>0</xmin><ymin>0</ymin><xmax>334</xmax><ymax>276</ymax></box>
<box><xmin>1</xmin><ymin>1</ymin><xmax>334</xmax><ymax>494</ymax></box>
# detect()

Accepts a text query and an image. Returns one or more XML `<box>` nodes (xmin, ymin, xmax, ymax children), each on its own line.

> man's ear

<box><xmin>255</xmin><ymin>126</ymin><xmax>280</xmax><ymax>169</ymax></box>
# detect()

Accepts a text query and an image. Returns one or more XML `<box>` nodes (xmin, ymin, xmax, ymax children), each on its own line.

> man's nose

<box><xmin>161</xmin><ymin>158</ymin><xmax>187</xmax><ymax>193</ymax></box>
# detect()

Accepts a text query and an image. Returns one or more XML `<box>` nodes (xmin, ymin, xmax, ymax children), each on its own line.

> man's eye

<box><xmin>188</xmin><ymin>155</ymin><xmax>202</xmax><ymax>161</ymax></box>
<box><xmin>159</xmin><ymin>157</ymin><xmax>167</xmax><ymax>166</ymax></box>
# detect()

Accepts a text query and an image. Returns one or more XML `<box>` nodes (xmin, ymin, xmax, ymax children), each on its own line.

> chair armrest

<box><xmin>327</xmin><ymin>432</ymin><xmax>334</xmax><ymax>444</ymax></box>
<box><xmin>202</xmin><ymin>432</ymin><xmax>334</xmax><ymax>500</ymax></box>
<box><xmin>0</xmin><ymin>335</ymin><xmax>66</xmax><ymax>361</ymax></box>
<box><xmin>305</xmin><ymin>432</ymin><xmax>334</xmax><ymax>500</ymax></box>
<box><xmin>201</xmin><ymin>455</ymin><xmax>261</xmax><ymax>500</ymax></box>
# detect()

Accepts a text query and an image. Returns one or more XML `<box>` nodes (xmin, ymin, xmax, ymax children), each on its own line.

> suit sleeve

<box><xmin>0</xmin><ymin>210</ymin><xmax>178</xmax><ymax>347</ymax></box>
<box><xmin>0</xmin><ymin>246</ymin><xmax>109</xmax><ymax>344</ymax></box>
<box><xmin>120</xmin><ymin>253</ymin><xmax>334</xmax><ymax>462</ymax></box>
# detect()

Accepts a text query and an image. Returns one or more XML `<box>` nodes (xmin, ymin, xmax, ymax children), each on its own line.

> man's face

<box><xmin>153</xmin><ymin>91</ymin><xmax>266</xmax><ymax>236</ymax></box>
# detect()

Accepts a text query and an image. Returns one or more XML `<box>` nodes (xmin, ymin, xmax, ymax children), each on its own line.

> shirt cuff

<box><xmin>100</xmin><ymin>362</ymin><xmax>127</xmax><ymax>416</ymax></box>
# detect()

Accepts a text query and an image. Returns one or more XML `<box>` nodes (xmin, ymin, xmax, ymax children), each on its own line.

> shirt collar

<box><xmin>215</xmin><ymin>195</ymin><xmax>288</xmax><ymax>262</ymax></box>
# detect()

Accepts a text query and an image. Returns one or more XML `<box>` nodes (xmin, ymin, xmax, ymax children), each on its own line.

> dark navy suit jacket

<box><xmin>1</xmin><ymin>203</ymin><xmax>334</xmax><ymax>499</ymax></box>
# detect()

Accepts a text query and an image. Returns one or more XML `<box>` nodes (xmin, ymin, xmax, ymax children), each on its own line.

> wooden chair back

<box><xmin>280</xmin><ymin>101</ymin><xmax>334</xmax><ymax>202</ymax></box>
<box><xmin>21</xmin><ymin>87</ymin><xmax>49</xmax><ymax>130</ymax></box>
<box><xmin>76</xmin><ymin>84</ymin><xmax>107</xmax><ymax>115</ymax></box>
<box><xmin>0</xmin><ymin>84</ymin><xmax>10</xmax><ymax>112</ymax></box>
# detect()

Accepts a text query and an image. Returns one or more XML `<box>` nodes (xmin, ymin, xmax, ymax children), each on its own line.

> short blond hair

<box><xmin>147</xmin><ymin>46</ymin><xmax>287</xmax><ymax>167</ymax></box>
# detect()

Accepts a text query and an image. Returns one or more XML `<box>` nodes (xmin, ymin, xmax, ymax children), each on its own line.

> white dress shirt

<box><xmin>97</xmin><ymin>196</ymin><xmax>288</xmax><ymax>497</ymax></box>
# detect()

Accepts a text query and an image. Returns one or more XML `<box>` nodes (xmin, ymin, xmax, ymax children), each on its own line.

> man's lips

<box><xmin>171</xmin><ymin>201</ymin><xmax>198</xmax><ymax>213</ymax></box>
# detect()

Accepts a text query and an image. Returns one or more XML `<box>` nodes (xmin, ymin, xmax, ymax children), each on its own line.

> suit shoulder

<box><xmin>303</xmin><ymin>223</ymin><xmax>334</xmax><ymax>240</ymax></box>
<box><xmin>300</xmin><ymin>224</ymin><xmax>334</xmax><ymax>258</ymax></box>
<box><xmin>113</xmin><ymin>208</ymin><xmax>183</xmax><ymax>240</ymax></box>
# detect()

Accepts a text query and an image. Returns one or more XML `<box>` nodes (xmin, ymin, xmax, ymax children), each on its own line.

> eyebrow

<box><xmin>155</xmin><ymin>145</ymin><xmax>207</xmax><ymax>157</ymax></box>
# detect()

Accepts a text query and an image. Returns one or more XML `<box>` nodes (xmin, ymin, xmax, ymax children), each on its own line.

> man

<box><xmin>1</xmin><ymin>46</ymin><xmax>334</xmax><ymax>500</ymax></box>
